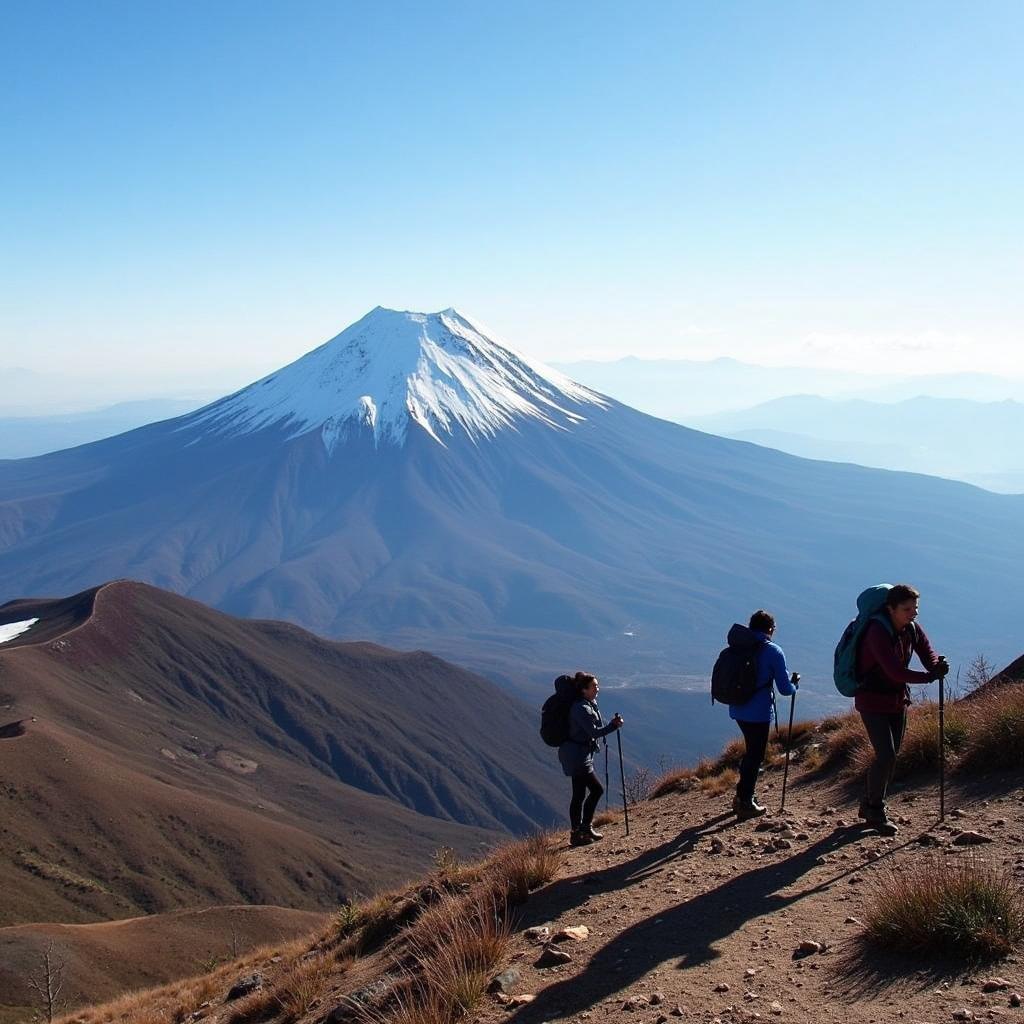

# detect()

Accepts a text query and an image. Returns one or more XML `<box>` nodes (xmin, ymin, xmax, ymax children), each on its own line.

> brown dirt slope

<box><xmin>0</xmin><ymin>904</ymin><xmax>325</xmax><ymax>1017</ymax></box>
<box><xmin>0</xmin><ymin>581</ymin><xmax>562</xmax><ymax>927</ymax></box>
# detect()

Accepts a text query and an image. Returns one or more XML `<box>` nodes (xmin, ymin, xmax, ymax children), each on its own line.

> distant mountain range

<box><xmin>690</xmin><ymin>395</ymin><xmax>1024</xmax><ymax>494</ymax></box>
<box><xmin>0</xmin><ymin>399</ymin><xmax>206</xmax><ymax>459</ymax></box>
<box><xmin>0</xmin><ymin>580</ymin><xmax>564</xmax><ymax>926</ymax></box>
<box><xmin>2</xmin><ymin>307</ymin><xmax>1022</xmax><ymax>708</ymax></box>
<box><xmin>0</xmin><ymin>367</ymin><xmax>241</xmax><ymax>418</ymax></box>
<box><xmin>554</xmin><ymin>356</ymin><xmax>1024</xmax><ymax>418</ymax></box>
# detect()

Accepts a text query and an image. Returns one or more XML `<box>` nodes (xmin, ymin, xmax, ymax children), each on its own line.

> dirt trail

<box><xmin>477</xmin><ymin>774</ymin><xmax>1024</xmax><ymax>1024</ymax></box>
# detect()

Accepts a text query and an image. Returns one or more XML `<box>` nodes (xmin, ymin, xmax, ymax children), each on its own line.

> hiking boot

<box><xmin>570</xmin><ymin>828</ymin><xmax>595</xmax><ymax>847</ymax></box>
<box><xmin>859</xmin><ymin>801</ymin><xmax>897</xmax><ymax>834</ymax></box>
<box><xmin>859</xmin><ymin>800</ymin><xmax>887</xmax><ymax>825</ymax></box>
<box><xmin>583</xmin><ymin>823</ymin><xmax>604</xmax><ymax>841</ymax></box>
<box><xmin>732</xmin><ymin>795</ymin><xmax>767</xmax><ymax>821</ymax></box>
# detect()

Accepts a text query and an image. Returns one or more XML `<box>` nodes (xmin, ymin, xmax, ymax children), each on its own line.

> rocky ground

<box><xmin>475</xmin><ymin>772</ymin><xmax>1024</xmax><ymax>1024</ymax></box>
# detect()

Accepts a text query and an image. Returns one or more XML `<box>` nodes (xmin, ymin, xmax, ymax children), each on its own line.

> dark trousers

<box><xmin>736</xmin><ymin>720</ymin><xmax>771</xmax><ymax>801</ymax></box>
<box><xmin>569</xmin><ymin>770</ymin><xmax>604</xmax><ymax>829</ymax></box>
<box><xmin>860</xmin><ymin>711</ymin><xmax>907</xmax><ymax>806</ymax></box>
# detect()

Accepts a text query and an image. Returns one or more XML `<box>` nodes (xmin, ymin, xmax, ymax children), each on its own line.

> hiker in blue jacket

<box><xmin>558</xmin><ymin>672</ymin><xmax>623</xmax><ymax>847</ymax></box>
<box><xmin>729</xmin><ymin>610</ymin><xmax>799</xmax><ymax>820</ymax></box>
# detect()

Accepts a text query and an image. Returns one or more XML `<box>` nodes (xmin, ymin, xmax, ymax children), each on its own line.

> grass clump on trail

<box><xmin>863</xmin><ymin>855</ymin><xmax>1024</xmax><ymax>961</ymax></box>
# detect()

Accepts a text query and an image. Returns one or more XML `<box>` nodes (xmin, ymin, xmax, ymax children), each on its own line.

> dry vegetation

<box><xmin>54</xmin><ymin>835</ymin><xmax>561</xmax><ymax>1024</ymax></box>
<box><xmin>650</xmin><ymin>682</ymin><xmax>1024</xmax><ymax>800</ymax></box>
<box><xmin>864</xmin><ymin>854</ymin><xmax>1024</xmax><ymax>960</ymax></box>
<box><xmin>54</xmin><ymin>936</ymin><xmax>312</xmax><ymax>1024</ymax></box>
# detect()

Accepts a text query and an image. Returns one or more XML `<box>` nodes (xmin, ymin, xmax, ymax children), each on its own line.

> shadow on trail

<box><xmin>515</xmin><ymin>812</ymin><xmax>737</xmax><ymax>933</ymax></box>
<box><xmin>512</xmin><ymin>823</ymin><xmax>870</xmax><ymax>1023</ymax></box>
<box><xmin>829</xmin><ymin>936</ymin><xmax>974</xmax><ymax>999</ymax></box>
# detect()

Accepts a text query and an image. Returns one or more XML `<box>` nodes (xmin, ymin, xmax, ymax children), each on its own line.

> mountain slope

<box><xmin>0</xmin><ymin>906</ymin><xmax>325</xmax><ymax>1017</ymax></box>
<box><xmin>1</xmin><ymin>307</ymin><xmax>1023</xmax><ymax>696</ymax></box>
<box><xmin>0</xmin><ymin>581</ymin><xmax>562</xmax><ymax>926</ymax></box>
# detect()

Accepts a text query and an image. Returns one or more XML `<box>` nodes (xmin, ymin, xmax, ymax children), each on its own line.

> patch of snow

<box><xmin>189</xmin><ymin>307</ymin><xmax>607</xmax><ymax>450</ymax></box>
<box><xmin>0</xmin><ymin>618</ymin><xmax>39</xmax><ymax>645</ymax></box>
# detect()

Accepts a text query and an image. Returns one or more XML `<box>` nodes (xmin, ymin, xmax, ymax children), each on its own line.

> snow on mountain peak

<box><xmin>192</xmin><ymin>307</ymin><xmax>607</xmax><ymax>449</ymax></box>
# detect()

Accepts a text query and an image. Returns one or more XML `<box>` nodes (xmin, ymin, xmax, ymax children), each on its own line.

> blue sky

<box><xmin>2</xmin><ymin>0</ymin><xmax>1022</xmax><ymax>391</ymax></box>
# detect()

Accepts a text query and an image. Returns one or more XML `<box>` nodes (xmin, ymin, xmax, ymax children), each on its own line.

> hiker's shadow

<box><xmin>513</xmin><ymin>824</ymin><xmax>868</xmax><ymax>1023</ymax></box>
<box><xmin>516</xmin><ymin>811</ymin><xmax>739</xmax><ymax>931</ymax></box>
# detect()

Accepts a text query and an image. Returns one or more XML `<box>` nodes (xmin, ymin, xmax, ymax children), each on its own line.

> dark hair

<box><xmin>886</xmin><ymin>584</ymin><xmax>920</xmax><ymax>608</ymax></box>
<box><xmin>749</xmin><ymin>609</ymin><xmax>775</xmax><ymax>633</ymax></box>
<box><xmin>573</xmin><ymin>671</ymin><xmax>598</xmax><ymax>695</ymax></box>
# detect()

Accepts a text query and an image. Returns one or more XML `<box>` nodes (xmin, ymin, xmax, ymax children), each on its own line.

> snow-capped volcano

<box><xmin>3</xmin><ymin>303</ymin><xmax>1024</xmax><ymax>715</ymax></box>
<box><xmin>194</xmin><ymin>307</ymin><xmax>605</xmax><ymax>448</ymax></box>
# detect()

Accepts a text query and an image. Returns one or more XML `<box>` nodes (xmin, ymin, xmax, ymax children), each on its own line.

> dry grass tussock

<box><xmin>699</xmin><ymin>767</ymin><xmax>738</xmax><ymax>796</ymax></box>
<box><xmin>863</xmin><ymin>854</ymin><xmax>1024</xmax><ymax>961</ymax></box>
<box><xmin>223</xmin><ymin>954</ymin><xmax>339</xmax><ymax>1024</ymax></box>
<box><xmin>484</xmin><ymin>833</ymin><xmax>562</xmax><ymax>905</ymax></box>
<box><xmin>958</xmin><ymin>682</ymin><xmax>1024</xmax><ymax>771</ymax></box>
<box><xmin>273</xmin><ymin>955</ymin><xmax>334</xmax><ymax>1023</ymax></box>
<box><xmin>404</xmin><ymin>890</ymin><xmax>511</xmax><ymax>1012</ymax></box>
<box><xmin>331</xmin><ymin>887</ymin><xmax>424</xmax><ymax>957</ymax></box>
<box><xmin>353</xmin><ymin>839</ymin><xmax>555</xmax><ymax>1024</ymax></box>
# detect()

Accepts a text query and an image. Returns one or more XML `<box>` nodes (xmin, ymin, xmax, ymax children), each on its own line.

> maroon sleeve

<box><xmin>861</xmin><ymin>621</ymin><xmax>934</xmax><ymax>685</ymax></box>
<box><xmin>911</xmin><ymin>623</ymin><xmax>941</xmax><ymax>674</ymax></box>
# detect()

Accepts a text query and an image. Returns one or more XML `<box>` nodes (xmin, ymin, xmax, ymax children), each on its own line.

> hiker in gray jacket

<box><xmin>558</xmin><ymin>672</ymin><xmax>623</xmax><ymax>847</ymax></box>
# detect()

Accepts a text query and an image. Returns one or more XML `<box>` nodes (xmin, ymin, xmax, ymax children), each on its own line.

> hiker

<box><xmin>724</xmin><ymin>610</ymin><xmax>799</xmax><ymax>820</ymax></box>
<box><xmin>558</xmin><ymin>671</ymin><xmax>623</xmax><ymax>847</ymax></box>
<box><xmin>854</xmin><ymin>583</ymin><xmax>948</xmax><ymax>833</ymax></box>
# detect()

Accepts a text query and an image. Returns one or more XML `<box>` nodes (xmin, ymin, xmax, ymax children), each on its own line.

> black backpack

<box><xmin>539</xmin><ymin>675</ymin><xmax>576</xmax><ymax>746</ymax></box>
<box><xmin>711</xmin><ymin>635</ymin><xmax>766</xmax><ymax>705</ymax></box>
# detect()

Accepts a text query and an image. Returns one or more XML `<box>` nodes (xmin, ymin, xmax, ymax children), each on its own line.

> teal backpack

<box><xmin>833</xmin><ymin>584</ymin><xmax>895</xmax><ymax>697</ymax></box>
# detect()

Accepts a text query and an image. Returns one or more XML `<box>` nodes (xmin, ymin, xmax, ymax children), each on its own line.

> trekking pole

<box><xmin>939</xmin><ymin>666</ymin><xmax>953</xmax><ymax>822</ymax></box>
<box><xmin>604</xmin><ymin>741</ymin><xmax>610</xmax><ymax>812</ymax></box>
<box><xmin>780</xmin><ymin>690</ymin><xmax>796</xmax><ymax>814</ymax></box>
<box><xmin>616</xmin><ymin>721</ymin><xmax>630</xmax><ymax>836</ymax></box>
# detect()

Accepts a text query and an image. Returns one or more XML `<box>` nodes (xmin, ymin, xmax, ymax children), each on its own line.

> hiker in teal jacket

<box><xmin>728</xmin><ymin>610</ymin><xmax>799</xmax><ymax>820</ymax></box>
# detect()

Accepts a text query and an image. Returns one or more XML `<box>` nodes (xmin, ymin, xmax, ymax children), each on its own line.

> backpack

<box><xmin>834</xmin><ymin>584</ymin><xmax>912</xmax><ymax>696</ymax></box>
<box><xmin>711</xmin><ymin>628</ymin><xmax>766</xmax><ymax>705</ymax></box>
<box><xmin>539</xmin><ymin>675</ymin><xmax>576</xmax><ymax>746</ymax></box>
